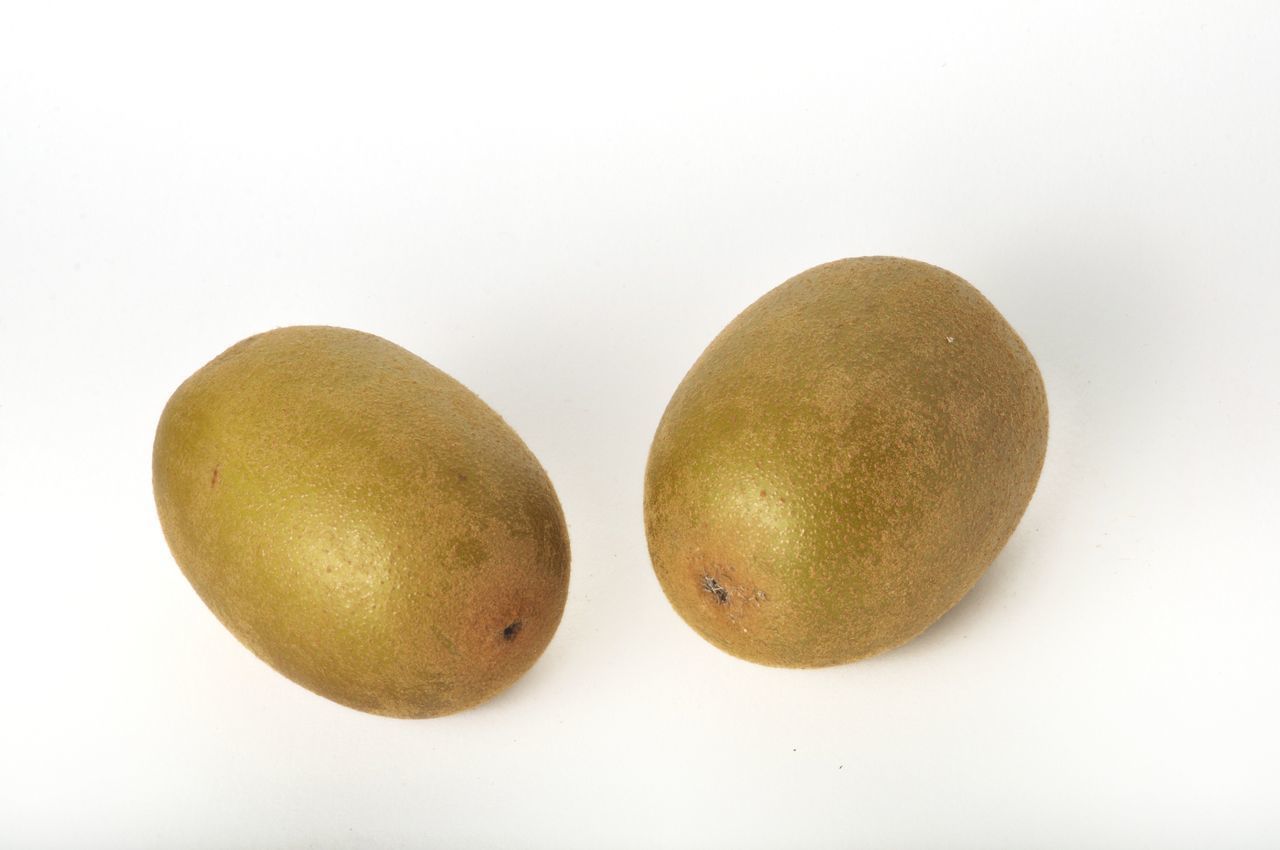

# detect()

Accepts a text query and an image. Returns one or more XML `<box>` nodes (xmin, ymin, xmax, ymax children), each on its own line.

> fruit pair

<box><xmin>153</xmin><ymin>257</ymin><xmax>1048</xmax><ymax>718</ymax></box>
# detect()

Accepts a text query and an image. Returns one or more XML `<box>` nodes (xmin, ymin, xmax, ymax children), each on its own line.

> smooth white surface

<box><xmin>2</xmin><ymin>2</ymin><xmax>1278</xmax><ymax>847</ymax></box>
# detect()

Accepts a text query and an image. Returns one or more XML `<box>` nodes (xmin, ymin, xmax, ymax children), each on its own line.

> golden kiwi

<box><xmin>153</xmin><ymin>326</ymin><xmax>570</xmax><ymax>717</ymax></box>
<box><xmin>644</xmin><ymin>257</ymin><xmax>1047</xmax><ymax>667</ymax></box>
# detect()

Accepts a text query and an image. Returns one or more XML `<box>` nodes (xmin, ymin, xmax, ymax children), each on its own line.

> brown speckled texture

<box><xmin>153</xmin><ymin>326</ymin><xmax>570</xmax><ymax>717</ymax></box>
<box><xmin>644</xmin><ymin>258</ymin><xmax>1048</xmax><ymax>667</ymax></box>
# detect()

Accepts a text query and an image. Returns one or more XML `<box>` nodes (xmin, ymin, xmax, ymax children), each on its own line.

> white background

<box><xmin>2</xmin><ymin>2</ymin><xmax>1277</xmax><ymax>847</ymax></box>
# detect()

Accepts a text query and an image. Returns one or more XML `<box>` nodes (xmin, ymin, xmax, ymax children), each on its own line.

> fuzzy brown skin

<box><xmin>153</xmin><ymin>327</ymin><xmax>570</xmax><ymax>717</ymax></box>
<box><xmin>644</xmin><ymin>258</ymin><xmax>1048</xmax><ymax>667</ymax></box>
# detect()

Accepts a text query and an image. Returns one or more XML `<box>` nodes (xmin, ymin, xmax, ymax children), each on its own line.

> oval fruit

<box><xmin>644</xmin><ymin>258</ymin><xmax>1048</xmax><ymax>667</ymax></box>
<box><xmin>153</xmin><ymin>326</ymin><xmax>570</xmax><ymax>717</ymax></box>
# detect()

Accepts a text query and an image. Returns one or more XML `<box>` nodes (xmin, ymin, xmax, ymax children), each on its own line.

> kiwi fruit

<box><xmin>644</xmin><ymin>257</ymin><xmax>1048</xmax><ymax>667</ymax></box>
<box><xmin>153</xmin><ymin>326</ymin><xmax>570</xmax><ymax>717</ymax></box>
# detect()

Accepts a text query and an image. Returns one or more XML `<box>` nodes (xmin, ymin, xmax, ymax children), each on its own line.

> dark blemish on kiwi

<box><xmin>702</xmin><ymin>576</ymin><xmax>729</xmax><ymax>604</ymax></box>
<box><xmin>502</xmin><ymin>620</ymin><xmax>523</xmax><ymax>640</ymax></box>
<box><xmin>210</xmin><ymin>465</ymin><xmax>220</xmax><ymax>488</ymax></box>
<box><xmin>458</xmin><ymin>472</ymin><xmax>468</xmax><ymax>482</ymax></box>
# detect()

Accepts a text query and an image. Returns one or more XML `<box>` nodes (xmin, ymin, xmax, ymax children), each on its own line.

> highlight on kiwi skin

<box><xmin>643</xmin><ymin>257</ymin><xmax>1048</xmax><ymax>668</ymax></box>
<box><xmin>152</xmin><ymin>326</ymin><xmax>570</xmax><ymax>718</ymax></box>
